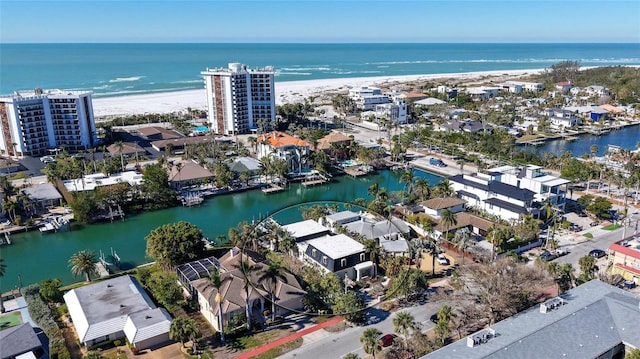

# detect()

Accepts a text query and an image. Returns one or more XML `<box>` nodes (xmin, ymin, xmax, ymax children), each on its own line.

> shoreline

<box><xmin>92</xmin><ymin>68</ymin><xmax>545</xmax><ymax>118</ymax></box>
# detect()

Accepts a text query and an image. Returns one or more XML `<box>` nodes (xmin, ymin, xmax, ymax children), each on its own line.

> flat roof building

<box><xmin>202</xmin><ymin>63</ymin><xmax>275</xmax><ymax>135</ymax></box>
<box><xmin>0</xmin><ymin>89</ymin><xmax>96</xmax><ymax>156</ymax></box>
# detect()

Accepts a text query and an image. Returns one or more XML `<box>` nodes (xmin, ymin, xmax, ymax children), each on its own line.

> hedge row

<box><xmin>21</xmin><ymin>284</ymin><xmax>71</xmax><ymax>359</ymax></box>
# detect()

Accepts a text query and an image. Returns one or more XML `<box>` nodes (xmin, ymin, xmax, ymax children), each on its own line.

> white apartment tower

<box><xmin>0</xmin><ymin>89</ymin><xmax>96</xmax><ymax>156</ymax></box>
<box><xmin>202</xmin><ymin>63</ymin><xmax>276</xmax><ymax>135</ymax></box>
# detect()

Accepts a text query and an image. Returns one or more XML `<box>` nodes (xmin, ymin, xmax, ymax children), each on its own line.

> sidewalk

<box><xmin>234</xmin><ymin>316</ymin><xmax>343</xmax><ymax>359</ymax></box>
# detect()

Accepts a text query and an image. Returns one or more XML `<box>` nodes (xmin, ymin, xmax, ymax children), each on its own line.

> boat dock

<box><xmin>181</xmin><ymin>193</ymin><xmax>204</xmax><ymax>206</ymax></box>
<box><xmin>0</xmin><ymin>232</ymin><xmax>11</xmax><ymax>246</ymax></box>
<box><xmin>262</xmin><ymin>184</ymin><xmax>285</xmax><ymax>194</ymax></box>
<box><xmin>39</xmin><ymin>215</ymin><xmax>70</xmax><ymax>233</ymax></box>
<box><xmin>344</xmin><ymin>165</ymin><xmax>373</xmax><ymax>177</ymax></box>
<box><xmin>301</xmin><ymin>173</ymin><xmax>330</xmax><ymax>187</ymax></box>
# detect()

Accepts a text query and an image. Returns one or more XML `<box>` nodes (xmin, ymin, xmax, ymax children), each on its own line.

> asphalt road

<box><xmin>280</xmin><ymin>299</ymin><xmax>445</xmax><ymax>359</ymax></box>
<box><xmin>555</xmin><ymin>212</ymin><xmax>640</xmax><ymax>269</ymax></box>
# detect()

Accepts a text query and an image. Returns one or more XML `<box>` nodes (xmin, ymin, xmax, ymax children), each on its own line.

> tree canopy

<box><xmin>145</xmin><ymin>221</ymin><xmax>205</xmax><ymax>270</ymax></box>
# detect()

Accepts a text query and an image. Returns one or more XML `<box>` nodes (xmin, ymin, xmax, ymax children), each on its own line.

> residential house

<box><xmin>545</xmin><ymin>108</ymin><xmax>579</xmax><ymax>129</ymax></box>
<box><xmin>375</xmin><ymin>99</ymin><xmax>408</xmax><ymax>124</ymax></box>
<box><xmin>554</xmin><ymin>81</ymin><xmax>573</xmax><ymax>92</ymax></box>
<box><xmin>505</xmin><ymin>81</ymin><xmax>544</xmax><ymax>92</ymax></box>
<box><xmin>315</xmin><ymin>131</ymin><xmax>351</xmax><ymax>160</ymax></box>
<box><xmin>63</xmin><ymin>171</ymin><xmax>143</xmax><ymax>192</ymax></box>
<box><xmin>489</xmin><ymin>164</ymin><xmax>570</xmax><ymax>211</ymax></box>
<box><xmin>0</xmin><ymin>323</ymin><xmax>46</xmax><ymax>359</ymax></box>
<box><xmin>107</xmin><ymin>142</ymin><xmax>146</xmax><ymax>158</ymax></box>
<box><xmin>256</xmin><ymin>131</ymin><xmax>311</xmax><ymax>173</ymax></box>
<box><xmin>21</xmin><ymin>183</ymin><xmax>62</xmax><ymax>213</ymax></box>
<box><xmin>401</xmin><ymin>91</ymin><xmax>430</xmax><ymax>103</ymax></box>
<box><xmin>137</xmin><ymin>127</ymin><xmax>183</xmax><ymax>141</ymax></box>
<box><xmin>349</xmin><ymin>86</ymin><xmax>389</xmax><ymax>110</ymax></box>
<box><xmin>422</xmin><ymin>280</ymin><xmax>640</xmax><ymax>359</ymax></box>
<box><xmin>177</xmin><ymin>248</ymin><xmax>305</xmax><ymax>330</ymax></box>
<box><xmin>450</xmin><ymin>172</ymin><xmax>536</xmax><ymax>222</ymax></box>
<box><xmin>303</xmin><ymin>234</ymin><xmax>374</xmax><ymax>280</ymax></box>
<box><xmin>414</xmin><ymin>98</ymin><xmax>447</xmax><ymax>106</ymax></box>
<box><xmin>609</xmin><ymin>237</ymin><xmax>640</xmax><ymax>283</ymax></box>
<box><xmin>229</xmin><ymin>156</ymin><xmax>262</xmax><ymax>177</ymax></box>
<box><xmin>167</xmin><ymin>160</ymin><xmax>214</xmax><ymax>188</ymax></box>
<box><xmin>421</xmin><ymin>197</ymin><xmax>466</xmax><ymax>218</ymax></box>
<box><xmin>63</xmin><ymin>275</ymin><xmax>172</xmax><ymax>350</ymax></box>
<box><xmin>585</xmin><ymin>85</ymin><xmax>609</xmax><ymax>97</ymax></box>
<box><xmin>150</xmin><ymin>135</ymin><xmax>218</xmax><ymax>154</ymax></box>
<box><xmin>589</xmin><ymin>106</ymin><xmax>609</xmax><ymax>121</ymax></box>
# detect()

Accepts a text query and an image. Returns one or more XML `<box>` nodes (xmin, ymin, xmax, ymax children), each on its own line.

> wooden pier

<box><xmin>344</xmin><ymin>165</ymin><xmax>373</xmax><ymax>177</ymax></box>
<box><xmin>302</xmin><ymin>173</ymin><xmax>330</xmax><ymax>187</ymax></box>
<box><xmin>262</xmin><ymin>184</ymin><xmax>285</xmax><ymax>194</ymax></box>
<box><xmin>182</xmin><ymin>194</ymin><xmax>204</xmax><ymax>206</ymax></box>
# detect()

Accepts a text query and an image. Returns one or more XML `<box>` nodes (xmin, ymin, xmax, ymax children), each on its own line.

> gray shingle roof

<box><xmin>423</xmin><ymin>280</ymin><xmax>640</xmax><ymax>359</ymax></box>
<box><xmin>123</xmin><ymin>308</ymin><xmax>172</xmax><ymax>344</ymax></box>
<box><xmin>22</xmin><ymin>183</ymin><xmax>62</xmax><ymax>202</ymax></box>
<box><xmin>484</xmin><ymin>197</ymin><xmax>528</xmax><ymax>214</ymax></box>
<box><xmin>0</xmin><ymin>323</ymin><xmax>43</xmax><ymax>359</ymax></box>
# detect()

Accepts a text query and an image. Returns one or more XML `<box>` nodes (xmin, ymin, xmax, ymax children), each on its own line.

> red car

<box><xmin>378</xmin><ymin>334</ymin><xmax>397</xmax><ymax>347</ymax></box>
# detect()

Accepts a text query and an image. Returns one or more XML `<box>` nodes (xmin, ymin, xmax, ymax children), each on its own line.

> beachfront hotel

<box><xmin>202</xmin><ymin>63</ymin><xmax>276</xmax><ymax>135</ymax></box>
<box><xmin>0</xmin><ymin>89</ymin><xmax>96</xmax><ymax>156</ymax></box>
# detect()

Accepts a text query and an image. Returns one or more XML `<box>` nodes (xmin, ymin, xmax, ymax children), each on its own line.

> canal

<box><xmin>0</xmin><ymin>169</ymin><xmax>442</xmax><ymax>292</ymax></box>
<box><xmin>526</xmin><ymin>123</ymin><xmax>640</xmax><ymax>157</ymax></box>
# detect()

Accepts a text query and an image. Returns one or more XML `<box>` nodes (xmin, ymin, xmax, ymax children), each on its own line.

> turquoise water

<box><xmin>1</xmin><ymin>43</ymin><xmax>638</xmax><ymax>96</ymax></box>
<box><xmin>0</xmin><ymin>169</ymin><xmax>441</xmax><ymax>291</ymax></box>
<box><xmin>195</xmin><ymin>126</ymin><xmax>209</xmax><ymax>132</ymax></box>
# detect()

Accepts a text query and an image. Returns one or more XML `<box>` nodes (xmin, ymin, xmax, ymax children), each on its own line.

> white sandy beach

<box><xmin>92</xmin><ymin>68</ymin><xmax>545</xmax><ymax>118</ymax></box>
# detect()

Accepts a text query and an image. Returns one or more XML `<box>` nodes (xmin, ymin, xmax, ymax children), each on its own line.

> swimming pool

<box><xmin>195</xmin><ymin>126</ymin><xmax>209</xmax><ymax>132</ymax></box>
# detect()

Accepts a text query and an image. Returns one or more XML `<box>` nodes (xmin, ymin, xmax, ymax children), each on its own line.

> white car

<box><xmin>437</xmin><ymin>253</ymin><xmax>449</xmax><ymax>265</ymax></box>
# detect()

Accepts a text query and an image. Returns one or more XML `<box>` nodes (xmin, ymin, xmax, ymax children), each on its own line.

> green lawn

<box><xmin>602</xmin><ymin>223</ymin><xmax>622</xmax><ymax>230</ymax></box>
<box><xmin>583</xmin><ymin>233</ymin><xmax>594</xmax><ymax>239</ymax></box>
<box><xmin>0</xmin><ymin>311</ymin><xmax>23</xmax><ymax>330</ymax></box>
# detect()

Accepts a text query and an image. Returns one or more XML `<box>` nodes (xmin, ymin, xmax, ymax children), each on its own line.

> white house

<box><xmin>303</xmin><ymin>234</ymin><xmax>375</xmax><ymax>280</ymax></box>
<box><xmin>450</xmin><ymin>173</ymin><xmax>536</xmax><ymax>222</ymax></box>
<box><xmin>545</xmin><ymin>108</ymin><xmax>579</xmax><ymax>129</ymax></box>
<box><xmin>349</xmin><ymin>86</ymin><xmax>390</xmax><ymax>110</ymax></box>
<box><xmin>63</xmin><ymin>275</ymin><xmax>172</xmax><ymax>350</ymax></box>
<box><xmin>505</xmin><ymin>81</ymin><xmax>544</xmax><ymax>92</ymax></box>
<box><xmin>375</xmin><ymin>99</ymin><xmax>408</xmax><ymax>124</ymax></box>
<box><xmin>488</xmin><ymin>164</ymin><xmax>570</xmax><ymax>210</ymax></box>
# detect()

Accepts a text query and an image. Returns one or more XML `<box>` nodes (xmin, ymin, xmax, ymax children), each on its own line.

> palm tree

<box><xmin>114</xmin><ymin>140</ymin><xmax>125</xmax><ymax>171</ymax></box>
<box><xmin>169</xmin><ymin>317</ymin><xmax>200</xmax><ymax>349</ymax></box>
<box><xmin>360</xmin><ymin>327</ymin><xmax>382</xmax><ymax>359</ymax></box>
<box><xmin>453</xmin><ymin>227</ymin><xmax>473</xmax><ymax>264</ymax></box>
<box><xmin>487</xmin><ymin>224</ymin><xmax>506</xmax><ymax>260</ymax></box>
<box><xmin>414</xmin><ymin>178</ymin><xmax>432</xmax><ymax>201</ymax></box>
<box><xmin>68</xmin><ymin>250</ymin><xmax>98</xmax><ymax>282</ymax></box>
<box><xmin>233</xmin><ymin>256</ymin><xmax>261</xmax><ymax>330</ymax></box>
<box><xmin>434</xmin><ymin>178</ymin><xmax>454</xmax><ymax>197</ymax></box>
<box><xmin>393</xmin><ymin>311</ymin><xmax>415</xmax><ymax>346</ymax></box>
<box><xmin>440</xmin><ymin>208</ymin><xmax>457</xmax><ymax>242</ymax></box>
<box><xmin>207</xmin><ymin>268</ymin><xmax>230</xmax><ymax>342</ymax></box>
<box><xmin>426</xmin><ymin>238</ymin><xmax>440</xmax><ymax>276</ymax></box>
<box><xmin>363</xmin><ymin>239</ymin><xmax>380</xmax><ymax>276</ymax></box>
<box><xmin>0</xmin><ymin>257</ymin><xmax>5</xmax><ymax>313</ymax></box>
<box><xmin>368</xmin><ymin>183</ymin><xmax>380</xmax><ymax>198</ymax></box>
<box><xmin>258</xmin><ymin>262</ymin><xmax>288</xmax><ymax>322</ymax></box>
<box><xmin>400</xmin><ymin>169</ymin><xmax>415</xmax><ymax>197</ymax></box>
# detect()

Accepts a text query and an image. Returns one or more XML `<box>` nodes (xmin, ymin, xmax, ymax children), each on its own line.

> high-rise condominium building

<box><xmin>0</xmin><ymin>89</ymin><xmax>96</xmax><ymax>156</ymax></box>
<box><xmin>202</xmin><ymin>63</ymin><xmax>275</xmax><ymax>135</ymax></box>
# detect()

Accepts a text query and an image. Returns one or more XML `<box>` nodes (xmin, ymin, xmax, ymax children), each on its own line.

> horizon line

<box><xmin>2</xmin><ymin>41</ymin><xmax>639</xmax><ymax>45</ymax></box>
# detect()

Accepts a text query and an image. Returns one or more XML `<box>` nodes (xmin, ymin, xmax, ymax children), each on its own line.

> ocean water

<box><xmin>1</xmin><ymin>43</ymin><xmax>639</xmax><ymax>97</ymax></box>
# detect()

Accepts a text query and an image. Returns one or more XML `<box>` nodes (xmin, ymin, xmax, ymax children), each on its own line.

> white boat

<box><xmin>39</xmin><ymin>216</ymin><xmax>69</xmax><ymax>233</ymax></box>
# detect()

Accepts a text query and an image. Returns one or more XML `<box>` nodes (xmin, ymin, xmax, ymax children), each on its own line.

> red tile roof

<box><xmin>257</xmin><ymin>131</ymin><xmax>310</xmax><ymax>148</ymax></box>
<box><xmin>610</xmin><ymin>243</ymin><xmax>640</xmax><ymax>259</ymax></box>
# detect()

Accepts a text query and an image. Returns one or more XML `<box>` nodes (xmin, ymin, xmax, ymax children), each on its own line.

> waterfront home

<box><xmin>177</xmin><ymin>248</ymin><xmax>304</xmax><ymax>331</ymax></box>
<box><xmin>256</xmin><ymin>131</ymin><xmax>310</xmax><ymax>173</ymax></box>
<box><xmin>608</xmin><ymin>237</ymin><xmax>640</xmax><ymax>282</ymax></box>
<box><xmin>450</xmin><ymin>172</ymin><xmax>536</xmax><ymax>222</ymax></box>
<box><xmin>167</xmin><ymin>160</ymin><xmax>214</xmax><ymax>189</ymax></box>
<box><xmin>489</xmin><ymin>164</ymin><xmax>570</xmax><ymax>210</ymax></box>
<box><xmin>229</xmin><ymin>156</ymin><xmax>262</xmax><ymax>177</ymax></box>
<box><xmin>0</xmin><ymin>323</ymin><xmax>46</xmax><ymax>359</ymax></box>
<box><xmin>63</xmin><ymin>275</ymin><xmax>172</xmax><ymax>350</ymax></box>
<box><xmin>589</xmin><ymin>106</ymin><xmax>609</xmax><ymax>121</ymax></box>
<box><xmin>545</xmin><ymin>108</ymin><xmax>579</xmax><ymax>128</ymax></box>
<box><xmin>421</xmin><ymin>197</ymin><xmax>466</xmax><ymax>218</ymax></box>
<box><xmin>63</xmin><ymin>171</ymin><xmax>143</xmax><ymax>192</ymax></box>
<box><xmin>282</xmin><ymin>219</ymin><xmax>332</xmax><ymax>242</ymax></box>
<box><xmin>151</xmin><ymin>135</ymin><xmax>218</xmax><ymax>154</ymax></box>
<box><xmin>21</xmin><ymin>182</ymin><xmax>62</xmax><ymax>213</ymax></box>
<box><xmin>107</xmin><ymin>141</ymin><xmax>146</xmax><ymax>158</ymax></box>
<box><xmin>315</xmin><ymin>131</ymin><xmax>352</xmax><ymax>160</ymax></box>
<box><xmin>422</xmin><ymin>280</ymin><xmax>640</xmax><ymax>359</ymax></box>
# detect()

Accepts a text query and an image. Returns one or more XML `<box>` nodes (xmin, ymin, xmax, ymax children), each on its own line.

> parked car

<box><xmin>539</xmin><ymin>251</ymin><xmax>558</xmax><ymax>262</ymax></box>
<box><xmin>554</xmin><ymin>248</ymin><xmax>569</xmax><ymax>256</ymax></box>
<box><xmin>430</xmin><ymin>313</ymin><xmax>439</xmax><ymax>324</ymax></box>
<box><xmin>578</xmin><ymin>212</ymin><xmax>588</xmax><ymax>217</ymax></box>
<box><xmin>589</xmin><ymin>249</ymin><xmax>606</xmax><ymax>258</ymax></box>
<box><xmin>590</xmin><ymin>221</ymin><xmax>599</xmax><ymax>227</ymax></box>
<box><xmin>379</xmin><ymin>334</ymin><xmax>397</xmax><ymax>347</ymax></box>
<box><xmin>437</xmin><ymin>253</ymin><xmax>449</xmax><ymax>265</ymax></box>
